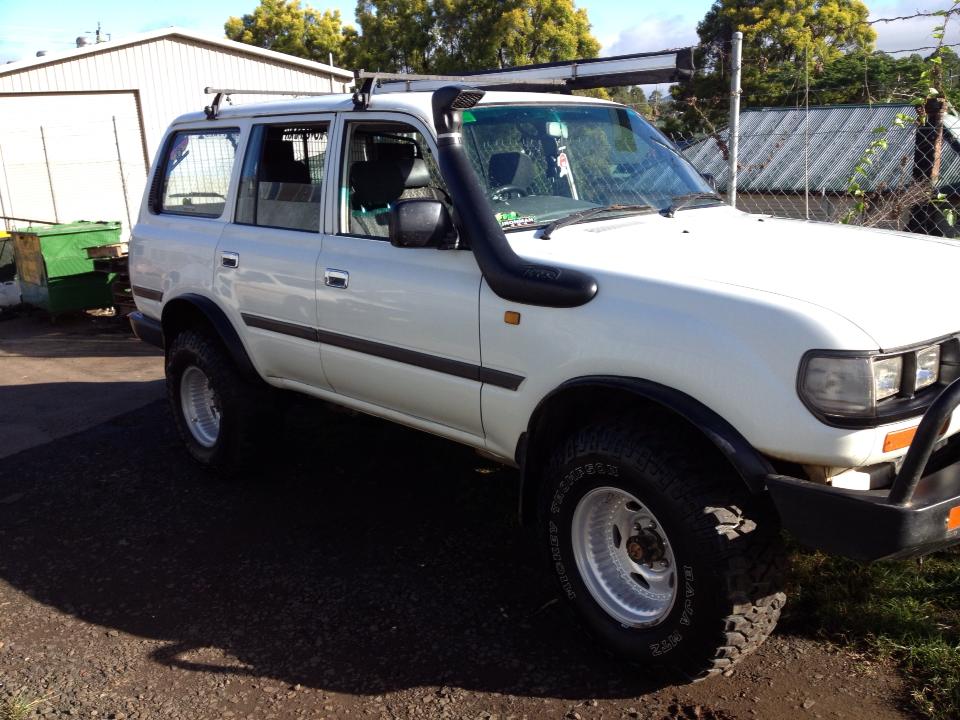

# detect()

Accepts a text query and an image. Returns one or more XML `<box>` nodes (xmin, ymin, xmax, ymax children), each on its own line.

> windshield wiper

<box><xmin>662</xmin><ymin>192</ymin><xmax>723</xmax><ymax>218</ymax></box>
<box><xmin>540</xmin><ymin>204</ymin><xmax>654</xmax><ymax>239</ymax></box>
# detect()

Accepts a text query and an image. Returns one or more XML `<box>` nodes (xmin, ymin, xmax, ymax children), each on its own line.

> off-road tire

<box><xmin>540</xmin><ymin>420</ymin><xmax>787</xmax><ymax>680</ymax></box>
<box><xmin>166</xmin><ymin>329</ymin><xmax>271</xmax><ymax>475</ymax></box>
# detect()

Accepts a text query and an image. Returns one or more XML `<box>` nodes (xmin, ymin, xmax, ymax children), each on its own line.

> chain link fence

<box><xmin>0</xmin><ymin>114</ymin><xmax>146</xmax><ymax>235</ymax></box>
<box><xmin>671</xmin><ymin>100</ymin><xmax>960</xmax><ymax>237</ymax></box>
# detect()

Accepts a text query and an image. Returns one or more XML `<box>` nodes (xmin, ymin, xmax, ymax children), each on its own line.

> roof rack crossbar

<box><xmin>355</xmin><ymin>71</ymin><xmax>565</xmax><ymax>86</ymax></box>
<box><xmin>202</xmin><ymin>86</ymin><xmax>341</xmax><ymax>119</ymax></box>
<box><xmin>351</xmin><ymin>49</ymin><xmax>694</xmax><ymax>108</ymax></box>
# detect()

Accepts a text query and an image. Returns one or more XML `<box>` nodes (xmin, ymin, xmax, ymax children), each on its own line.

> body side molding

<box><xmin>240</xmin><ymin>312</ymin><xmax>525</xmax><ymax>391</ymax></box>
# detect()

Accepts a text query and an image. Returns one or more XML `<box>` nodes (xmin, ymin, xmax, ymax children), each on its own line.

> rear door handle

<box><xmin>221</xmin><ymin>251</ymin><xmax>239</xmax><ymax>269</ymax></box>
<box><xmin>324</xmin><ymin>268</ymin><xmax>349</xmax><ymax>289</ymax></box>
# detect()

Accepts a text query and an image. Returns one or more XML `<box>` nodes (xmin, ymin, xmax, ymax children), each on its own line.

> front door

<box><xmin>316</xmin><ymin>114</ymin><xmax>484</xmax><ymax>437</ymax></box>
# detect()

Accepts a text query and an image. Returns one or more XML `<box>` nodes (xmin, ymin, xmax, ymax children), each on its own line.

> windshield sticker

<box><xmin>496</xmin><ymin>211</ymin><xmax>537</xmax><ymax>229</ymax></box>
<box><xmin>557</xmin><ymin>151</ymin><xmax>570</xmax><ymax>178</ymax></box>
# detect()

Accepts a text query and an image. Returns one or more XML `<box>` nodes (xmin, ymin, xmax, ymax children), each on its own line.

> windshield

<box><xmin>461</xmin><ymin>104</ymin><xmax>717</xmax><ymax>231</ymax></box>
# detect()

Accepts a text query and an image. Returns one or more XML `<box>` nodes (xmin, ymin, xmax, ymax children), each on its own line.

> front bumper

<box><xmin>767</xmin><ymin>378</ymin><xmax>960</xmax><ymax>561</ymax></box>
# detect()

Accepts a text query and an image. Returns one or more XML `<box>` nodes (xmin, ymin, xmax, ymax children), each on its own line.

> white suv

<box><xmin>129</xmin><ymin>82</ymin><xmax>960</xmax><ymax>680</ymax></box>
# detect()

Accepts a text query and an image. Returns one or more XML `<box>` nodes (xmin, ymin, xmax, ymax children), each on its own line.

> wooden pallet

<box><xmin>86</xmin><ymin>243</ymin><xmax>128</xmax><ymax>259</ymax></box>
<box><xmin>91</xmin><ymin>255</ymin><xmax>136</xmax><ymax>317</ymax></box>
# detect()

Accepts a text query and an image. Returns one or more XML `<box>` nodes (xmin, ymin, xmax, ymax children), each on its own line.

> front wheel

<box><xmin>540</xmin><ymin>422</ymin><xmax>786</xmax><ymax>680</ymax></box>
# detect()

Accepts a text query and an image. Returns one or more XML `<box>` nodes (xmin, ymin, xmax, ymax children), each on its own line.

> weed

<box><xmin>786</xmin><ymin>546</ymin><xmax>960</xmax><ymax>720</ymax></box>
<box><xmin>0</xmin><ymin>690</ymin><xmax>48</xmax><ymax>720</ymax></box>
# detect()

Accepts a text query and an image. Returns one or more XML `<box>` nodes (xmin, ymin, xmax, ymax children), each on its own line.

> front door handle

<box><xmin>324</xmin><ymin>268</ymin><xmax>349</xmax><ymax>289</ymax></box>
<box><xmin>221</xmin><ymin>251</ymin><xmax>239</xmax><ymax>269</ymax></box>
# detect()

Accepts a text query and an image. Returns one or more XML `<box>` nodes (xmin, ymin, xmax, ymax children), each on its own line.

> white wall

<box><xmin>0</xmin><ymin>92</ymin><xmax>145</xmax><ymax>231</ymax></box>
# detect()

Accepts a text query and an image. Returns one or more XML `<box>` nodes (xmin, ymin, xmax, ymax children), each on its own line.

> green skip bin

<box><xmin>12</xmin><ymin>221</ymin><xmax>121</xmax><ymax>314</ymax></box>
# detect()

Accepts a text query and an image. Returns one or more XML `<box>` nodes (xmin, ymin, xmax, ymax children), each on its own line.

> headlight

<box><xmin>801</xmin><ymin>355</ymin><xmax>900</xmax><ymax>416</ymax></box>
<box><xmin>800</xmin><ymin>342</ymin><xmax>947</xmax><ymax>422</ymax></box>
<box><xmin>916</xmin><ymin>345</ymin><xmax>941</xmax><ymax>390</ymax></box>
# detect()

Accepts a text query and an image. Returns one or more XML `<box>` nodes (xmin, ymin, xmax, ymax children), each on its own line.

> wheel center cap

<box><xmin>627</xmin><ymin>529</ymin><xmax>666</xmax><ymax>565</ymax></box>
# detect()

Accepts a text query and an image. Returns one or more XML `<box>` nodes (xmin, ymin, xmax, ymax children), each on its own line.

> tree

<box><xmin>225</xmin><ymin>0</ymin><xmax>354</xmax><ymax>65</ymax></box>
<box><xmin>226</xmin><ymin>0</ymin><xmax>600</xmax><ymax>75</ymax></box>
<box><xmin>671</xmin><ymin>0</ymin><xmax>877</xmax><ymax>134</ymax></box>
<box><xmin>353</xmin><ymin>0</ymin><xmax>435</xmax><ymax>72</ymax></box>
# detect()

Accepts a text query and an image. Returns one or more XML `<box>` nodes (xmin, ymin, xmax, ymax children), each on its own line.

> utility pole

<box><xmin>728</xmin><ymin>31</ymin><xmax>743</xmax><ymax>209</ymax></box>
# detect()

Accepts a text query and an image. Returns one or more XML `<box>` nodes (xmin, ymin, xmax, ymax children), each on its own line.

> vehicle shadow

<box><xmin>0</xmin><ymin>396</ymin><xmax>674</xmax><ymax>700</ymax></box>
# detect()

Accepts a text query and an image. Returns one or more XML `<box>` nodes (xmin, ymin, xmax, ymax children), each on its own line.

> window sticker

<box><xmin>496</xmin><ymin>211</ymin><xmax>538</xmax><ymax>229</ymax></box>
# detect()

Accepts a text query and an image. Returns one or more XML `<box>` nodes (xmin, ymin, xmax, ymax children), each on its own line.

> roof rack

<box><xmin>352</xmin><ymin>48</ymin><xmax>695</xmax><ymax>109</ymax></box>
<box><xmin>202</xmin><ymin>86</ymin><xmax>340</xmax><ymax>119</ymax></box>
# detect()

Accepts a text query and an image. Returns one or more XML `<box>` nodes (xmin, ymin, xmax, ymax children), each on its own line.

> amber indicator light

<box><xmin>504</xmin><ymin>311</ymin><xmax>521</xmax><ymax>325</ymax></box>
<box><xmin>883</xmin><ymin>420</ymin><xmax>952</xmax><ymax>453</ymax></box>
<box><xmin>883</xmin><ymin>427</ymin><xmax>918</xmax><ymax>453</ymax></box>
<box><xmin>949</xmin><ymin>506</ymin><xmax>960</xmax><ymax>532</ymax></box>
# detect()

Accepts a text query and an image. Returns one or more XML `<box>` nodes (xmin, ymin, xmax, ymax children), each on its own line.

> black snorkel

<box><xmin>431</xmin><ymin>85</ymin><xmax>598</xmax><ymax>308</ymax></box>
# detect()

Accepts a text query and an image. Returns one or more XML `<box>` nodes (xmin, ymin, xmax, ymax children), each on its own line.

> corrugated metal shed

<box><xmin>0</xmin><ymin>28</ymin><xmax>352</xmax><ymax>235</ymax></box>
<box><xmin>0</xmin><ymin>27</ymin><xmax>353</xmax><ymax>158</ymax></box>
<box><xmin>681</xmin><ymin>104</ymin><xmax>960</xmax><ymax>194</ymax></box>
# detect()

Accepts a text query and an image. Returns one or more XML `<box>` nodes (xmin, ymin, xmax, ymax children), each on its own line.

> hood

<box><xmin>506</xmin><ymin>205</ymin><xmax>960</xmax><ymax>349</ymax></box>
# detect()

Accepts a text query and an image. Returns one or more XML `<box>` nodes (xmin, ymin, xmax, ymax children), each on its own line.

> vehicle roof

<box><xmin>170</xmin><ymin>90</ymin><xmax>618</xmax><ymax>128</ymax></box>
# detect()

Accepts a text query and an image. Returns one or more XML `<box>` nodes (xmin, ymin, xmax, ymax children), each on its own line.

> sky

<box><xmin>1</xmin><ymin>0</ymin><xmax>959</xmax><ymax>68</ymax></box>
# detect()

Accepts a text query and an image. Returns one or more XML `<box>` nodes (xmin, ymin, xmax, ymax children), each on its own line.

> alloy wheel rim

<box><xmin>179</xmin><ymin>365</ymin><xmax>221</xmax><ymax>448</ymax></box>
<box><xmin>571</xmin><ymin>486</ymin><xmax>678</xmax><ymax>628</ymax></box>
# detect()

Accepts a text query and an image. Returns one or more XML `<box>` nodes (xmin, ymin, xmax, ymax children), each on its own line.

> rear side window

<box><xmin>159</xmin><ymin>130</ymin><xmax>239</xmax><ymax>217</ymax></box>
<box><xmin>235</xmin><ymin>123</ymin><xmax>329</xmax><ymax>233</ymax></box>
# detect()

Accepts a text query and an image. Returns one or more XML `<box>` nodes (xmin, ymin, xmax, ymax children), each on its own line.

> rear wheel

<box><xmin>540</xmin><ymin>421</ymin><xmax>786</xmax><ymax>680</ymax></box>
<box><xmin>166</xmin><ymin>330</ymin><xmax>272</xmax><ymax>475</ymax></box>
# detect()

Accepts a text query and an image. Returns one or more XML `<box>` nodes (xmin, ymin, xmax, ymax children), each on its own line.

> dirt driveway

<box><xmin>0</xmin><ymin>314</ymin><xmax>916</xmax><ymax>720</ymax></box>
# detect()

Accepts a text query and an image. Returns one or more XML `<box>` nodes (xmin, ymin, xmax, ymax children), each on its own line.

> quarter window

<box><xmin>160</xmin><ymin>130</ymin><xmax>239</xmax><ymax>217</ymax></box>
<box><xmin>236</xmin><ymin>124</ymin><xmax>329</xmax><ymax>232</ymax></box>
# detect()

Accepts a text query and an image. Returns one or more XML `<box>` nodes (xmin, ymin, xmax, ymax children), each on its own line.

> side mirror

<box><xmin>702</xmin><ymin>173</ymin><xmax>718</xmax><ymax>192</ymax></box>
<box><xmin>389</xmin><ymin>199</ymin><xmax>456</xmax><ymax>248</ymax></box>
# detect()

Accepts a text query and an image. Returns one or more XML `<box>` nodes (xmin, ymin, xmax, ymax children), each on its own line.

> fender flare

<box><xmin>161</xmin><ymin>294</ymin><xmax>259</xmax><ymax>382</ymax></box>
<box><xmin>518</xmin><ymin>376</ymin><xmax>775</xmax><ymax>523</ymax></box>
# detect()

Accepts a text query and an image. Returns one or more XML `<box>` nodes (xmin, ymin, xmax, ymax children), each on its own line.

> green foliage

<box><xmin>788</xmin><ymin>548</ymin><xmax>960</xmax><ymax>720</ymax></box>
<box><xmin>225</xmin><ymin>0</ymin><xmax>354</xmax><ymax>65</ymax></box>
<box><xmin>672</xmin><ymin>0</ymin><xmax>877</xmax><ymax>134</ymax></box>
<box><xmin>840</xmin><ymin>113</ymin><xmax>910</xmax><ymax>224</ymax></box>
<box><xmin>226</xmin><ymin>0</ymin><xmax>600</xmax><ymax>74</ymax></box>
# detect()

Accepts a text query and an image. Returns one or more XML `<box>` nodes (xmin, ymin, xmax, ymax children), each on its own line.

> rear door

<box><xmin>215</xmin><ymin>116</ymin><xmax>334</xmax><ymax>389</ymax></box>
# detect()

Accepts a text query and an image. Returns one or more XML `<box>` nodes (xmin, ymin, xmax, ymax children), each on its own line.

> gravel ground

<box><xmin>0</xmin><ymin>393</ymin><xmax>918</xmax><ymax>720</ymax></box>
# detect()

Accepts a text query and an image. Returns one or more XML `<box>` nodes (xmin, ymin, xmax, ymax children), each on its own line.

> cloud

<box><xmin>602</xmin><ymin>15</ymin><xmax>699</xmax><ymax>57</ymax></box>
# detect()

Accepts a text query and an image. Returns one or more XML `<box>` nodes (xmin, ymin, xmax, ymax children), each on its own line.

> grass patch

<box><xmin>0</xmin><ymin>691</ymin><xmax>46</xmax><ymax>720</ymax></box>
<box><xmin>786</xmin><ymin>546</ymin><xmax>960</xmax><ymax>720</ymax></box>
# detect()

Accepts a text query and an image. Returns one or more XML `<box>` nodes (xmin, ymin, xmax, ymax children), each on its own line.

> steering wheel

<box><xmin>489</xmin><ymin>185</ymin><xmax>528</xmax><ymax>201</ymax></box>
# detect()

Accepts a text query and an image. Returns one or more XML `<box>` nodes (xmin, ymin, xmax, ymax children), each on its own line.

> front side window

<box><xmin>461</xmin><ymin>104</ymin><xmax>717</xmax><ymax>231</ymax></box>
<box><xmin>340</xmin><ymin>121</ymin><xmax>449</xmax><ymax>239</ymax></box>
<box><xmin>236</xmin><ymin>123</ymin><xmax>329</xmax><ymax>232</ymax></box>
<box><xmin>160</xmin><ymin>129</ymin><xmax>239</xmax><ymax>217</ymax></box>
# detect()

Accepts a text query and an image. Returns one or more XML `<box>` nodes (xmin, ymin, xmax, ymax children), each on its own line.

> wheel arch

<box><xmin>516</xmin><ymin>376</ymin><xmax>775</xmax><ymax>525</ymax></box>
<box><xmin>161</xmin><ymin>294</ymin><xmax>259</xmax><ymax>382</ymax></box>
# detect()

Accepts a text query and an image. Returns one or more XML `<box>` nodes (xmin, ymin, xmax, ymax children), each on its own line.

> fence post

<box><xmin>728</xmin><ymin>31</ymin><xmax>743</xmax><ymax>209</ymax></box>
<box><xmin>39</xmin><ymin>126</ymin><xmax>60</xmax><ymax>223</ymax></box>
<box><xmin>112</xmin><ymin>116</ymin><xmax>133</xmax><ymax>232</ymax></box>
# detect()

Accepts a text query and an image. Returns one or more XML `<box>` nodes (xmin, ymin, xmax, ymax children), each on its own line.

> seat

<box><xmin>261</xmin><ymin>134</ymin><xmax>311</xmax><ymax>184</ymax></box>
<box><xmin>348</xmin><ymin>158</ymin><xmax>441</xmax><ymax>236</ymax></box>
<box><xmin>488</xmin><ymin>152</ymin><xmax>534</xmax><ymax>194</ymax></box>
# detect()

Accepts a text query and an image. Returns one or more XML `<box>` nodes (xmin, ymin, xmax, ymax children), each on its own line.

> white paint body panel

<box><xmin>131</xmin><ymin>92</ymin><xmax>960</xmax><ymax>474</ymax></box>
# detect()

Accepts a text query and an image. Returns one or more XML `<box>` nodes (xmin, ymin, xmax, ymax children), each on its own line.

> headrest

<box><xmin>350</xmin><ymin>159</ymin><xmax>432</xmax><ymax>207</ymax></box>
<box><xmin>375</xmin><ymin>142</ymin><xmax>416</xmax><ymax>161</ymax></box>
<box><xmin>264</xmin><ymin>133</ymin><xmax>295</xmax><ymax>163</ymax></box>
<box><xmin>488</xmin><ymin>152</ymin><xmax>534</xmax><ymax>190</ymax></box>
